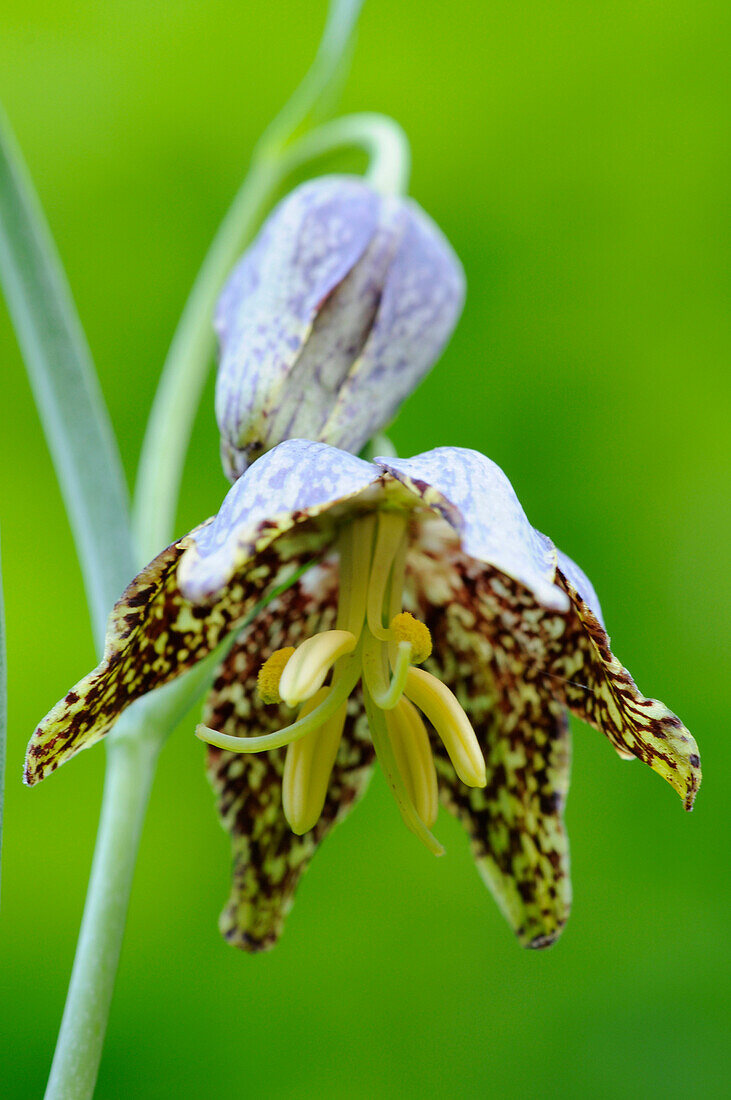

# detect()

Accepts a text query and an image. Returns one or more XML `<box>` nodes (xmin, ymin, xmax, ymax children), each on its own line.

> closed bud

<box><xmin>215</xmin><ymin>175</ymin><xmax>465</xmax><ymax>480</ymax></box>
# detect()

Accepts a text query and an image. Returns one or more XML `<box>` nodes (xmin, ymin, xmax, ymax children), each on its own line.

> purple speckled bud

<box><xmin>214</xmin><ymin>175</ymin><xmax>465</xmax><ymax>480</ymax></box>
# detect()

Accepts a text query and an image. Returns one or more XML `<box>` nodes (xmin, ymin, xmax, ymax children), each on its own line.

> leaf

<box><xmin>0</xmin><ymin>107</ymin><xmax>135</xmax><ymax>650</ymax></box>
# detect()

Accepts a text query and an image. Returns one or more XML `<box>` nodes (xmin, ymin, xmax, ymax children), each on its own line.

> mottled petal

<box><xmin>378</xmin><ymin>448</ymin><xmax>568</xmax><ymax>611</ymax></box>
<box><xmin>215</xmin><ymin>177</ymin><xmax>380</xmax><ymax>476</ymax></box>
<box><xmin>410</xmin><ymin>514</ymin><xmax>700</xmax><ymax>812</ymax></box>
<box><xmin>252</xmin><ymin>199</ymin><xmax>403</xmax><ymax>461</ymax></box>
<box><xmin>405</xmin><ymin>521</ymin><xmax>571</xmax><ymax>947</ymax></box>
<box><xmin>204</xmin><ymin>560</ymin><xmax>373</xmax><ymax>950</ymax></box>
<box><xmin>179</xmin><ymin>440</ymin><xmax>379</xmax><ymax>604</ymax></box>
<box><xmin>24</xmin><ymin>525</ymin><xmax>307</xmax><ymax>785</ymax></box>
<box><xmin>319</xmin><ymin>200</ymin><xmax>465</xmax><ymax>452</ymax></box>
<box><xmin>549</xmin><ymin>563</ymin><xmax>701</xmax><ymax>809</ymax></box>
<box><xmin>536</xmin><ymin>531</ymin><xmax>605</xmax><ymax>628</ymax></box>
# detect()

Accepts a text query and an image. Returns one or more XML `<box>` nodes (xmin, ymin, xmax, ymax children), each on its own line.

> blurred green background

<box><xmin>1</xmin><ymin>1</ymin><xmax>728</xmax><ymax>1096</ymax></box>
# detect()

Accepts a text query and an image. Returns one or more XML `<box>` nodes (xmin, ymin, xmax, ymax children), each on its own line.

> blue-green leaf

<box><xmin>0</xmin><ymin>108</ymin><xmax>135</xmax><ymax>650</ymax></box>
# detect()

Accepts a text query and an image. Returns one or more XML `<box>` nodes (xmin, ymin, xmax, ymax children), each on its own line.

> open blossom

<box><xmin>215</xmin><ymin>176</ymin><xmax>465</xmax><ymax>479</ymax></box>
<box><xmin>26</xmin><ymin>441</ymin><xmax>700</xmax><ymax>951</ymax></box>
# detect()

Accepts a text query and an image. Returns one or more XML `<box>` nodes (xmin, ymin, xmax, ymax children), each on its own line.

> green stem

<box><xmin>45</xmin><ymin>729</ymin><xmax>158</xmax><ymax>1100</ymax></box>
<box><xmin>45</xmin><ymin>641</ymin><xmax>231</xmax><ymax>1100</ymax></box>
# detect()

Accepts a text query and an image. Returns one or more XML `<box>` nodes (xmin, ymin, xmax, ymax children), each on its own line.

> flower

<box><xmin>214</xmin><ymin>176</ymin><xmax>465</xmax><ymax>479</ymax></box>
<box><xmin>25</xmin><ymin>441</ymin><xmax>701</xmax><ymax>951</ymax></box>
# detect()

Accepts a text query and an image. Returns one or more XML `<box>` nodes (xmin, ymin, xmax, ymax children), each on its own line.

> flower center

<box><xmin>197</xmin><ymin>512</ymin><xmax>486</xmax><ymax>854</ymax></box>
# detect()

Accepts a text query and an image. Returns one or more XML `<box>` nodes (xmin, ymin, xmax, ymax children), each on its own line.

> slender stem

<box><xmin>255</xmin><ymin>0</ymin><xmax>366</xmax><ymax>157</ymax></box>
<box><xmin>45</xmin><ymin>731</ymin><xmax>159</xmax><ymax>1100</ymax></box>
<box><xmin>132</xmin><ymin>112</ymin><xmax>409</xmax><ymax>562</ymax></box>
<box><xmin>131</xmin><ymin>154</ymin><xmax>279</xmax><ymax>562</ymax></box>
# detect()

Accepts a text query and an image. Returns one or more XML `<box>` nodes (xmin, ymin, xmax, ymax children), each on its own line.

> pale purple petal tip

<box><xmin>376</xmin><ymin>447</ymin><xmax>569</xmax><ymax>611</ymax></box>
<box><xmin>179</xmin><ymin>441</ymin><xmax>377</xmax><ymax>602</ymax></box>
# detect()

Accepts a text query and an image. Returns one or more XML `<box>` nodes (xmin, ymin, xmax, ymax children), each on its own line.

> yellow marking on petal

<box><xmin>404</xmin><ymin>666</ymin><xmax>486</xmax><ymax>788</ymax></box>
<box><xmin>389</xmin><ymin>612</ymin><xmax>432</xmax><ymax>664</ymax></box>
<box><xmin>278</xmin><ymin>629</ymin><xmax>357</xmax><ymax>707</ymax></box>
<box><xmin>257</xmin><ymin>647</ymin><xmax>295</xmax><ymax>704</ymax></box>
<box><xmin>282</xmin><ymin>689</ymin><xmax>348</xmax><ymax>834</ymax></box>
<box><xmin>385</xmin><ymin>697</ymin><xmax>438</xmax><ymax>827</ymax></box>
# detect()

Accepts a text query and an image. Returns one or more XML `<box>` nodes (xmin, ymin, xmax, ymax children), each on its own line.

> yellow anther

<box><xmin>404</xmin><ymin>667</ymin><xmax>486</xmax><ymax>788</ymax></box>
<box><xmin>389</xmin><ymin>612</ymin><xmax>432</xmax><ymax>664</ymax></box>
<box><xmin>257</xmin><ymin>647</ymin><xmax>295</xmax><ymax>705</ymax></box>
<box><xmin>386</xmin><ymin>698</ymin><xmax>439</xmax><ymax>827</ymax></box>
<box><xmin>282</xmin><ymin>689</ymin><xmax>348</xmax><ymax>834</ymax></box>
<box><xmin>278</xmin><ymin>629</ymin><xmax>357</xmax><ymax>707</ymax></box>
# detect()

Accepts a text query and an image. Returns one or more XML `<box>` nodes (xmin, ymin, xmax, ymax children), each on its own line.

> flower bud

<box><xmin>215</xmin><ymin>175</ymin><xmax>465</xmax><ymax>480</ymax></box>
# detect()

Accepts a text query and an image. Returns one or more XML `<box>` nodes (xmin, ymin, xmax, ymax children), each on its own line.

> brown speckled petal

<box><xmin>24</xmin><ymin>524</ymin><xmax>311</xmax><ymax>786</ymax></box>
<box><xmin>204</xmin><ymin>559</ymin><xmax>374</xmax><ymax>951</ymax></box>
<box><xmin>547</xmin><ymin>562</ymin><xmax>701</xmax><ymax>810</ymax></box>
<box><xmin>407</xmin><ymin>526</ymin><xmax>572</xmax><ymax>947</ymax></box>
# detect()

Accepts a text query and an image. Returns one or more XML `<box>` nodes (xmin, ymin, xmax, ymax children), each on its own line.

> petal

<box><xmin>405</xmin><ymin>522</ymin><xmax>571</xmax><ymax>947</ymax></box>
<box><xmin>204</xmin><ymin>560</ymin><xmax>374</xmax><ymax>950</ymax></box>
<box><xmin>409</xmin><ymin>513</ymin><xmax>700</xmax><ymax>811</ymax></box>
<box><xmin>536</xmin><ymin>531</ymin><xmax>605</xmax><ymax>629</ymax></box>
<box><xmin>215</xmin><ymin>177</ymin><xmax>380</xmax><ymax>474</ymax></box>
<box><xmin>253</xmin><ymin>198</ymin><xmax>404</xmax><ymax>461</ymax></box>
<box><xmin>549</xmin><ymin>560</ymin><xmax>701</xmax><ymax>809</ymax></box>
<box><xmin>319</xmin><ymin>200</ymin><xmax>465</xmax><ymax>453</ymax></box>
<box><xmin>178</xmin><ymin>440</ymin><xmax>378</xmax><ymax>604</ymax></box>
<box><xmin>24</xmin><ymin>524</ymin><xmax>308</xmax><ymax>785</ymax></box>
<box><xmin>378</xmin><ymin>448</ymin><xmax>568</xmax><ymax>611</ymax></box>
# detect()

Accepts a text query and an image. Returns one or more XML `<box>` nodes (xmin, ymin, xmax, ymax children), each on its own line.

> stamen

<box><xmin>278</xmin><ymin>629</ymin><xmax>356</xmax><ymax>706</ymax></box>
<box><xmin>363</xmin><ymin>685</ymin><xmax>444</xmax><ymax>857</ymax></box>
<box><xmin>362</xmin><ymin>634</ymin><xmax>411</xmax><ymax>711</ymax></box>
<box><xmin>257</xmin><ymin>647</ymin><xmax>295</xmax><ymax>704</ymax></box>
<box><xmin>387</xmin><ymin>525</ymin><xmax>409</xmax><ymax>624</ymax></box>
<box><xmin>385</xmin><ymin>698</ymin><xmax>439</xmax><ymax>827</ymax></box>
<box><xmin>282</xmin><ymin>689</ymin><xmax>348</xmax><ymax>834</ymax></box>
<box><xmin>404</xmin><ymin>667</ymin><xmax>486</xmax><ymax>788</ymax></box>
<box><xmin>336</xmin><ymin>514</ymin><xmax>375</xmax><ymax>635</ymax></box>
<box><xmin>196</xmin><ymin>651</ymin><xmax>362</xmax><ymax>753</ymax></box>
<box><xmin>389</xmin><ymin>612</ymin><xmax>432</xmax><ymax>664</ymax></box>
<box><xmin>366</xmin><ymin>512</ymin><xmax>408</xmax><ymax>639</ymax></box>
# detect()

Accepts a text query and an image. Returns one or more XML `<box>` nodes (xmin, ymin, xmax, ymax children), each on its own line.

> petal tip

<box><xmin>523</xmin><ymin>927</ymin><xmax>564</xmax><ymax>950</ymax></box>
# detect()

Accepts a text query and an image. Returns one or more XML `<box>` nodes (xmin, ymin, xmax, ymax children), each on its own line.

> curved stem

<box><xmin>45</xmin><ymin>731</ymin><xmax>158</xmax><ymax>1100</ymax></box>
<box><xmin>255</xmin><ymin>0</ymin><xmax>366</xmax><ymax>158</ymax></box>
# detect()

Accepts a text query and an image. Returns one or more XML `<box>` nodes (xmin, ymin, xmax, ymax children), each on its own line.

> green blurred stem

<box><xmin>45</xmin><ymin>643</ymin><xmax>231</xmax><ymax>1100</ymax></box>
<box><xmin>45</xmin><ymin>729</ymin><xmax>158</xmax><ymax>1100</ymax></box>
<box><xmin>133</xmin><ymin>111</ymin><xmax>409</xmax><ymax>563</ymax></box>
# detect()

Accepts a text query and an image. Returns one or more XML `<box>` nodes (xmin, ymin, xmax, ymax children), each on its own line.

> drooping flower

<box><xmin>25</xmin><ymin>441</ymin><xmax>700</xmax><ymax>951</ymax></box>
<box><xmin>214</xmin><ymin>176</ymin><xmax>465</xmax><ymax>479</ymax></box>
